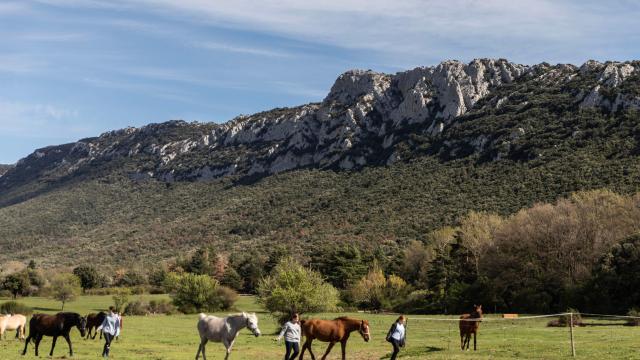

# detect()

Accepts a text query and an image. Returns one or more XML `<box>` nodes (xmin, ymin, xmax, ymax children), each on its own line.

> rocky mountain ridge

<box><xmin>1</xmin><ymin>58</ymin><xmax>638</xmax><ymax>190</ymax></box>
<box><xmin>0</xmin><ymin>165</ymin><xmax>13</xmax><ymax>178</ymax></box>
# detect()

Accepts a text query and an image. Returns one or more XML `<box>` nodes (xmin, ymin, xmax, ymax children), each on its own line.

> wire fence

<box><xmin>403</xmin><ymin>312</ymin><xmax>640</xmax><ymax>357</ymax></box>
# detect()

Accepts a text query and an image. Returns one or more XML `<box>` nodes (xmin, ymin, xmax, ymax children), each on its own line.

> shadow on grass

<box><xmin>379</xmin><ymin>346</ymin><xmax>446</xmax><ymax>359</ymax></box>
<box><xmin>33</xmin><ymin>306</ymin><xmax>60</xmax><ymax>312</ymax></box>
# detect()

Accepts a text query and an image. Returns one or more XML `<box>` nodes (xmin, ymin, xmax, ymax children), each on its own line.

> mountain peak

<box><xmin>1</xmin><ymin>58</ymin><xmax>639</xmax><ymax>193</ymax></box>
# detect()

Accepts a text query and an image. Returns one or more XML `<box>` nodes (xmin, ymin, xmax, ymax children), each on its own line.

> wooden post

<box><xmin>569</xmin><ymin>313</ymin><xmax>576</xmax><ymax>357</ymax></box>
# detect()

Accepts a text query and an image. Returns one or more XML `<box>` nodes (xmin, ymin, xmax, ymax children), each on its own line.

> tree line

<box><xmin>2</xmin><ymin>189</ymin><xmax>639</xmax><ymax>316</ymax></box>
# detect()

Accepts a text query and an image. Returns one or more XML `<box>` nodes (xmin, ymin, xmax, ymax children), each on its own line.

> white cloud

<box><xmin>0</xmin><ymin>100</ymin><xmax>80</xmax><ymax>137</ymax></box>
<box><xmin>14</xmin><ymin>32</ymin><xmax>88</xmax><ymax>42</ymax></box>
<box><xmin>0</xmin><ymin>54</ymin><xmax>47</xmax><ymax>74</ymax></box>
<box><xmin>34</xmin><ymin>0</ymin><xmax>640</xmax><ymax>66</ymax></box>
<box><xmin>193</xmin><ymin>41</ymin><xmax>293</xmax><ymax>58</ymax></box>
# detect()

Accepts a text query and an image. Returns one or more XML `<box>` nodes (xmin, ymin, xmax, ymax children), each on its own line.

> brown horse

<box><xmin>22</xmin><ymin>312</ymin><xmax>87</xmax><ymax>357</ymax></box>
<box><xmin>459</xmin><ymin>304</ymin><xmax>483</xmax><ymax>351</ymax></box>
<box><xmin>85</xmin><ymin>311</ymin><xmax>106</xmax><ymax>339</ymax></box>
<box><xmin>299</xmin><ymin>317</ymin><xmax>370</xmax><ymax>360</ymax></box>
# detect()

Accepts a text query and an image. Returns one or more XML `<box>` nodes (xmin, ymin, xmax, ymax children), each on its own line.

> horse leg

<box><xmin>64</xmin><ymin>334</ymin><xmax>74</xmax><ymax>356</ymax></box>
<box><xmin>320</xmin><ymin>342</ymin><xmax>335</xmax><ymax>360</ymax></box>
<box><xmin>298</xmin><ymin>339</ymin><xmax>308</xmax><ymax>360</ymax></box>
<box><xmin>197</xmin><ymin>338</ymin><xmax>208</xmax><ymax>360</ymax></box>
<box><xmin>22</xmin><ymin>334</ymin><xmax>31</xmax><ymax>355</ymax></box>
<box><xmin>340</xmin><ymin>340</ymin><xmax>347</xmax><ymax>360</ymax></box>
<box><xmin>473</xmin><ymin>331</ymin><xmax>477</xmax><ymax>351</ymax></box>
<box><xmin>306</xmin><ymin>339</ymin><xmax>317</xmax><ymax>360</ymax></box>
<box><xmin>223</xmin><ymin>339</ymin><xmax>232</xmax><ymax>360</ymax></box>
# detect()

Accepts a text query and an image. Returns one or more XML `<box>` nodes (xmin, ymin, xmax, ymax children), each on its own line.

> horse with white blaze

<box><xmin>195</xmin><ymin>312</ymin><xmax>261</xmax><ymax>360</ymax></box>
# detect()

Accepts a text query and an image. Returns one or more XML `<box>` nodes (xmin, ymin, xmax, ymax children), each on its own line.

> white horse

<box><xmin>196</xmin><ymin>312</ymin><xmax>261</xmax><ymax>360</ymax></box>
<box><xmin>0</xmin><ymin>314</ymin><xmax>27</xmax><ymax>340</ymax></box>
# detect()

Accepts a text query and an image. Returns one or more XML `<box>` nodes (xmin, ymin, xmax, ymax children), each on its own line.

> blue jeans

<box><xmin>284</xmin><ymin>341</ymin><xmax>299</xmax><ymax>360</ymax></box>
<box><xmin>102</xmin><ymin>332</ymin><xmax>114</xmax><ymax>357</ymax></box>
<box><xmin>390</xmin><ymin>338</ymin><xmax>401</xmax><ymax>360</ymax></box>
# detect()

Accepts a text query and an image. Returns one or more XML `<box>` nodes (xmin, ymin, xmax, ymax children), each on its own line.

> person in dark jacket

<box><xmin>386</xmin><ymin>315</ymin><xmax>407</xmax><ymax>360</ymax></box>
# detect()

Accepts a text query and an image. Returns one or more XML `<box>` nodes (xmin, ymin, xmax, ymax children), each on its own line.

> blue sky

<box><xmin>1</xmin><ymin>0</ymin><xmax>639</xmax><ymax>163</ymax></box>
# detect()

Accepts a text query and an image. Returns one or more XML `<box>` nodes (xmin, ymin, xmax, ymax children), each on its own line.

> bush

<box><xmin>148</xmin><ymin>299</ymin><xmax>176</xmax><ymax>315</ymax></box>
<box><xmin>124</xmin><ymin>300</ymin><xmax>148</xmax><ymax>315</ymax></box>
<box><xmin>393</xmin><ymin>290</ymin><xmax>442</xmax><ymax>314</ymax></box>
<box><xmin>122</xmin><ymin>298</ymin><xmax>176</xmax><ymax>315</ymax></box>
<box><xmin>547</xmin><ymin>309</ymin><xmax>583</xmax><ymax>327</ymax></box>
<box><xmin>170</xmin><ymin>273</ymin><xmax>237</xmax><ymax>313</ymax></box>
<box><xmin>1</xmin><ymin>272</ymin><xmax>30</xmax><ymax>298</ymax></box>
<box><xmin>112</xmin><ymin>289</ymin><xmax>131</xmax><ymax>312</ymax></box>
<box><xmin>117</xmin><ymin>270</ymin><xmax>148</xmax><ymax>287</ymax></box>
<box><xmin>626</xmin><ymin>308</ymin><xmax>640</xmax><ymax>326</ymax></box>
<box><xmin>257</xmin><ymin>257</ymin><xmax>339</xmax><ymax>324</ymax></box>
<box><xmin>47</xmin><ymin>273</ymin><xmax>82</xmax><ymax>310</ymax></box>
<box><xmin>73</xmin><ymin>266</ymin><xmax>100</xmax><ymax>291</ymax></box>
<box><xmin>349</xmin><ymin>264</ymin><xmax>411</xmax><ymax>311</ymax></box>
<box><xmin>0</xmin><ymin>301</ymin><xmax>33</xmax><ymax>315</ymax></box>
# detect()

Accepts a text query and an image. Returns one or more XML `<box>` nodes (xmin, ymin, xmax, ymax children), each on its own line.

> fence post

<box><xmin>569</xmin><ymin>312</ymin><xmax>576</xmax><ymax>357</ymax></box>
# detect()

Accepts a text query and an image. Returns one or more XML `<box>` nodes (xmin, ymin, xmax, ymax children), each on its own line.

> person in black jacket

<box><xmin>386</xmin><ymin>315</ymin><xmax>407</xmax><ymax>360</ymax></box>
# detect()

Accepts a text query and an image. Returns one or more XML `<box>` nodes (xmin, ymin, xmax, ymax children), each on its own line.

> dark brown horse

<box><xmin>459</xmin><ymin>304</ymin><xmax>483</xmax><ymax>351</ymax></box>
<box><xmin>22</xmin><ymin>312</ymin><xmax>87</xmax><ymax>357</ymax></box>
<box><xmin>299</xmin><ymin>317</ymin><xmax>370</xmax><ymax>360</ymax></box>
<box><xmin>85</xmin><ymin>311</ymin><xmax>106</xmax><ymax>339</ymax></box>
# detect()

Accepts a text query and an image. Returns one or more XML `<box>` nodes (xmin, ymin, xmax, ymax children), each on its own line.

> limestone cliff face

<box><xmin>1</xmin><ymin>59</ymin><xmax>638</xmax><ymax>187</ymax></box>
<box><xmin>0</xmin><ymin>165</ymin><xmax>12</xmax><ymax>178</ymax></box>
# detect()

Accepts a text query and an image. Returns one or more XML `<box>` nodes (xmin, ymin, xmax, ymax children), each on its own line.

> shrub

<box><xmin>0</xmin><ymin>301</ymin><xmax>33</xmax><ymax>315</ymax></box>
<box><xmin>47</xmin><ymin>273</ymin><xmax>82</xmax><ymax>310</ymax></box>
<box><xmin>626</xmin><ymin>308</ymin><xmax>640</xmax><ymax>326</ymax></box>
<box><xmin>117</xmin><ymin>270</ymin><xmax>148</xmax><ymax>287</ymax></box>
<box><xmin>72</xmin><ymin>266</ymin><xmax>100</xmax><ymax>291</ymax></box>
<box><xmin>350</xmin><ymin>264</ymin><xmax>411</xmax><ymax>311</ymax></box>
<box><xmin>1</xmin><ymin>272</ymin><xmax>30</xmax><ymax>298</ymax></box>
<box><xmin>112</xmin><ymin>289</ymin><xmax>131</xmax><ymax>312</ymax></box>
<box><xmin>148</xmin><ymin>299</ymin><xmax>176</xmax><ymax>315</ymax></box>
<box><xmin>170</xmin><ymin>273</ymin><xmax>237</xmax><ymax>313</ymax></box>
<box><xmin>257</xmin><ymin>257</ymin><xmax>339</xmax><ymax>324</ymax></box>
<box><xmin>123</xmin><ymin>300</ymin><xmax>148</xmax><ymax>315</ymax></box>
<box><xmin>547</xmin><ymin>309</ymin><xmax>583</xmax><ymax>327</ymax></box>
<box><xmin>393</xmin><ymin>290</ymin><xmax>442</xmax><ymax>314</ymax></box>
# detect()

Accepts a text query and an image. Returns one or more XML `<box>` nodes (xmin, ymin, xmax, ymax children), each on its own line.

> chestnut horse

<box><xmin>85</xmin><ymin>311</ymin><xmax>106</xmax><ymax>339</ymax></box>
<box><xmin>22</xmin><ymin>312</ymin><xmax>87</xmax><ymax>357</ymax></box>
<box><xmin>299</xmin><ymin>317</ymin><xmax>370</xmax><ymax>360</ymax></box>
<box><xmin>459</xmin><ymin>304</ymin><xmax>483</xmax><ymax>351</ymax></box>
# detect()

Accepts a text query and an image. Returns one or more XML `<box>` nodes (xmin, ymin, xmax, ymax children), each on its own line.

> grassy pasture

<box><xmin>1</xmin><ymin>295</ymin><xmax>639</xmax><ymax>359</ymax></box>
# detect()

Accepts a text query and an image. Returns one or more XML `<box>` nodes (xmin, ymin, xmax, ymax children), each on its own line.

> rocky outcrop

<box><xmin>577</xmin><ymin>61</ymin><xmax>640</xmax><ymax>111</ymax></box>
<box><xmin>1</xmin><ymin>59</ymin><xmax>638</xmax><ymax>188</ymax></box>
<box><xmin>0</xmin><ymin>165</ymin><xmax>12</xmax><ymax>178</ymax></box>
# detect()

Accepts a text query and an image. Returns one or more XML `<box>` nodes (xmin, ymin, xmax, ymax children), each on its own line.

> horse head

<box><xmin>77</xmin><ymin>315</ymin><xmax>87</xmax><ymax>337</ymax></box>
<box><xmin>472</xmin><ymin>304</ymin><xmax>483</xmax><ymax>321</ymax></box>
<box><xmin>358</xmin><ymin>320</ymin><xmax>370</xmax><ymax>342</ymax></box>
<box><xmin>243</xmin><ymin>312</ymin><xmax>261</xmax><ymax>337</ymax></box>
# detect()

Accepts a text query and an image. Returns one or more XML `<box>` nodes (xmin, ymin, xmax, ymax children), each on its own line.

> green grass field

<box><xmin>1</xmin><ymin>295</ymin><xmax>639</xmax><ymax>359</ymax></box>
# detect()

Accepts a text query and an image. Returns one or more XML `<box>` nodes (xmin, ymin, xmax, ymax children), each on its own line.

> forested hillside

<box><xmin>0</xmin><ymin>58</ymin><xmax>638</xmax><ymax>274</ymax></box>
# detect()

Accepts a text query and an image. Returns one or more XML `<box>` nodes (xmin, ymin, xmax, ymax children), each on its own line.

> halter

<box><xmin>359</xmin><ymin>322</ymin><xmax>370</xmax><ymax>338</ymax></box>
<box><xmin>245</xmin><ymin>315</ymin><xmax>259</xmax><ymax>334</ymax></box>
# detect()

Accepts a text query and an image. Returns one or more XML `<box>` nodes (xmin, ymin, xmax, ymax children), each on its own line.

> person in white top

<box><xmin>386</xmin><ymin>315</ymin><xmax>407</xmax><ymax>360</ymax></box>
<box><xmin>97</xmin><ymin>306</ymin><xmax>121</xmax><ymax>358</ymax></box>
<box><xmin>275</xmin><ymin>313</ymin><xmax>301</xmax><ymax>360</ymax></box>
